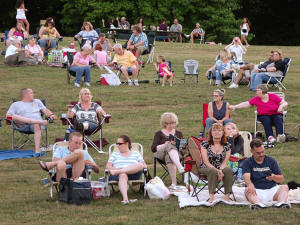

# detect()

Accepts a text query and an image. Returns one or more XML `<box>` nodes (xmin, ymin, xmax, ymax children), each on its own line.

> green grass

<box><xmin>0</xmin><ymin>39</ymin><xmax>299</xmax><ymax>225</ymax></box>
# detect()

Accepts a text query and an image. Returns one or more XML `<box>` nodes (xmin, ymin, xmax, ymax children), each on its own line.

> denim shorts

<box><xmin>109</xmin><ymin>170</ymin><xmax>142</xmax><ymax>181</ymax></box>
<box><xmin>16</xmin><ymin>124</ymin><xmax>46</xmax><ymax>133</ymax></box>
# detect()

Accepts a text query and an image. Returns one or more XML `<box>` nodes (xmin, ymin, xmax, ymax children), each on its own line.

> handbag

<box><xmin>59</xmin><ymin>178</ymin><xmax>93</xmax><ymax>205</ymax></box>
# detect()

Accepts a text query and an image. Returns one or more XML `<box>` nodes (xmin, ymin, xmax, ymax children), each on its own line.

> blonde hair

<box><xmin>78</xmin><ymin>88</ymin><xmax>92</xmax><ymax>103</ymax></box>
<box><xmin>225</xmin><ymin>122</ymin><xmax>239</xmax><ymax>138</ymax></box>
<box><xmin>160</xmin><ymin>112</ymin><xmax>178</xmax><ymax>128</ymax></box>
<box><xmin>81</xmin><ymin>22</ymin><xmax>93</xmax><ymax>31</ymax></box>
<box><xmin>157</xmin><ymin>55</ymin><xmax>166</xmax><ymax>62</ymax></box>
<box><xmin>219</xmin><ymin>49</ymin><xmax>231</xmax><ymax>61</ymax></box>
<box><xmin>273</xmin><ymin>49</ymin><xmax>283</xmax><ymax>59</ymax></box>
<box><xmin>214</xmin><ymin>89</ymin><xmax>225</xmax><ymax>100</ymax></box>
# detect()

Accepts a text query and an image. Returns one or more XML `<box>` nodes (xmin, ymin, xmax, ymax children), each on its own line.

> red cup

<box><xmin>6</xmin><ymin>115</ymin><xmax>12</xmax><ymax>120</ymax></box>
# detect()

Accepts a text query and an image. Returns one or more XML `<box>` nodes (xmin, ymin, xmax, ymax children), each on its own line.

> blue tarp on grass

<box><xmin>0</xmin><ymin>149</ymin><xmax>45</xmax><ymax>161</ymax></box>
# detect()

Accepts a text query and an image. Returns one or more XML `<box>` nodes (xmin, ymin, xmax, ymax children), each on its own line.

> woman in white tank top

<box><xmin>240</xmin><ymin>17</ymin><xmax>250</xmax><ymax>47</ymax></box>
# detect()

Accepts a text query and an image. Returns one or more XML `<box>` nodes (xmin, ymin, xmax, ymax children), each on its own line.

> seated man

<box><xmin>169</xmin><ymin>18</ymin><xmax>183</xmax><ymax>43</ymax></box>
<box><xmin>93</xmin><ymin>33</ymin><xmax>112</xmax><ymax>52</ymax></box>
<box><xmin>242</xmin><ymin>138</ymin><xmax>290</xmax><ymax>209</ymax></box>
<box><xmin>39</xmin><ymin>132</ymin><xmax>99</xmax><ymax>182</ymax></box>
<box><xmin>229</xmin><ymin>50</ymin><xmax>274</xmax><ymax>88</ymax></box>
<box><xmin>186</xmin><ymin>22</ymin><xmax>205</xmax><ymax>44</ymax></box>
<box><xmin>5</xmin><ymin>38</ymin><xmax>28</xmax><ymax>66</ymax></box>
<box><xmin>6</xmin><ymin>88</ymin><xmax>57</xmax><ymax>153</ymax></box>
<box><xmin>118</xmin><ymin>17</ymin><xmax>130</xmax><ymax>29</ymax></box>
<box><xmin>250</xmin><ymin>49</ymin><xmax>285</xmax><ymax>91</ymax></box>
<box><xmin>110</xmin><ymin>43</ymin><xmax>139</xmax><ymax>86</ymax></box>
<box><xmin>126</xmin><ymin>25</ymin><xmax>148</xmax><ymax>61</ymax></box>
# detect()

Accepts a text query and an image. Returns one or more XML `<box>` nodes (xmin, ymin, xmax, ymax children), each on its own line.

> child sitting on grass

<box><xmin>153</xmin><ymin>56</ymin><xmax>174</xmax><ymax>87</ymax></box>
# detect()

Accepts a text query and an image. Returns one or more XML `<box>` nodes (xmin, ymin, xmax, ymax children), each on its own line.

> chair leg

<box><xmin>153</xmin><ymin>158</ymin><xmax>156</xmax><ymax>177</ymax></box>
<box><xmin>12</xmin><ymin>129</ymin><xmax>15</xmax><ymax>149</ymax></box>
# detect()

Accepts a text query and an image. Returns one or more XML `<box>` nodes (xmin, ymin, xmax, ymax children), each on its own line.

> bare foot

<box><xmin>208</xmin><ymin>196</ymin><xmax>214</xmax><ymax>203</ymax></box>
<box><xmin>224</xmin><ymin>196</ymin><xmax>232</xmax><ymax>202</ymax></box>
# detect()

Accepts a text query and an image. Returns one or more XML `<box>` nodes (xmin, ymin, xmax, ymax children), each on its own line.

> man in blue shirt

<box><xmin>39</xmin><ymin>132</ymin><xmax>99</xmax><ymax>182</ymax></box>
<box><xmin>242</xmin><ymin>138</ymin><xmax>290</xmax><ymax>209</ymax></box>
<box><xmin>126</xmin><ymin>25</ymin><xmax>148</xmax><ymax>60</ymax></box>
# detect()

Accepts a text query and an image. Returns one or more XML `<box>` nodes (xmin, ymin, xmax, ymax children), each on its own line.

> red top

<box><xmin>249</xmin><ymin>93</ymin><xmax>282</xmax><ymax>115</ymax></box>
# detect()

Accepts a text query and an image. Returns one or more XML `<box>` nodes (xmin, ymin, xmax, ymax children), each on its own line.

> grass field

<box><xmin>0</xmin><ymin>38</ymin><xmax>299</xmax><ymax>225</ymax></box>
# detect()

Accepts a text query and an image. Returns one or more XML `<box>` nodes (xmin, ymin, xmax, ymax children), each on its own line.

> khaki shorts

<box><xmin>135</xmin><ymin>46</ymin><xmax>147</xmax><ymax>55</ymax></box>
<box><xmin>154</xmin><ymin>143</ymin><xmax>179</xmax><ymax>164</ymax></box>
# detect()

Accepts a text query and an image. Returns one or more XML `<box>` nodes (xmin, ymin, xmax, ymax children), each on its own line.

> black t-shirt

<box><xmin>274</xmin><ymin>60</ymin><xmax>285</xmax><ymax>72</ymax></box>
<box><xmin>242</xmin><ymin>155</ymin><xmax>282</xmax><ymax>189</ymax></box>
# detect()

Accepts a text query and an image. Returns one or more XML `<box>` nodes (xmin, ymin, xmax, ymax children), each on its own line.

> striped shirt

<box><xmin>71</xmin><ymin>102</ymin><xmax>102</xmax><ymax>124</ymax></box>
<box><xmin>108</xmin><ymin>150</ymin><xmax>144</xmax><ymax>169</ymax></box>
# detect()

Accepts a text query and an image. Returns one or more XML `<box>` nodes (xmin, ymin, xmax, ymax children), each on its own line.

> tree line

<box><xmin>1</xmin><ymin>0</ymin><xmax>299</xmax><ymax>45</ymax></box>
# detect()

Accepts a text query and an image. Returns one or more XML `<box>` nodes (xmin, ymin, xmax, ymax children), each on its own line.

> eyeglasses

<box><xmin>116</xmin><ymin>142</ymin><xmax>126</xmax><ymax>146</ymax></box>
<box><xmin>213</xmin><ymin>95</ymin><xmax>220</xmax><ymax>97</ymax></box>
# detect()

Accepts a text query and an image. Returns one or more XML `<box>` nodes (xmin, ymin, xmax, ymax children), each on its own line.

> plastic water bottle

<box><xmin>64</xmin><ymin>128</ymin><xmax>71</xmax><ymax>141</ymax></box>
<box><xmin>156</xmin><ymin>26</ymin><xmax>159</xmax><ymax>31</ymax></box>
<box><xmin>167</xmin><ymin>26</ymin><xmax>170</xmax><ymax>31</ymax></box>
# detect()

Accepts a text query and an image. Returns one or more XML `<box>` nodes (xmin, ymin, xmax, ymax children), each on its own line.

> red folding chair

<box><xmin>202</xmin><ymin>103</ymin><xmax>209</xmax><ymax>135</ymax></box>
<box><xmin>60</xmin><ymin>101</ymin><xmax>111</xmax><ymax>153</ymax></box>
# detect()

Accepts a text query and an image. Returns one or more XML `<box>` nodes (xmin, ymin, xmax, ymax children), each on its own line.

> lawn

<box><xmin>0</xmin><ymin>38</ymin><xmax>299</xmax><ymax>225</ymax></box>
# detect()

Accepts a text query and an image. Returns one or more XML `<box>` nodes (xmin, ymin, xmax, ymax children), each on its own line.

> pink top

<box><xmin>94</xmin><ymin>50</ymin><xmax>107</xmax><ymax>65</ymax></box>
<box><xmin>13</xmin><ymin>30</ymin><xmax>24</xmax><ymax>39</ymax></box>
<box><xmin>159</xmin><ymin>62</ymin><xmax>168</xmax><ymax>73</ymax></box>
<box><xmin>25</xmin><ymin>44</ymin><xmax>42</xmax><ymax>55</ymax></box>
<box><xmin>248</xmin><ymin>93</ymin><xmax>282</xmax><ymax>115</ymax></box>
<box><xmin>72</xmin><ymin>52</ymin><xmax>93</xmax><ymax>66</ymax></box>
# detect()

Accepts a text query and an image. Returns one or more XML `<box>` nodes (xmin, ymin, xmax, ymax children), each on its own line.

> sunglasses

<box><xmin>116</xmin><ymin>142</ymin><xmax>126</xmax><ymax>146</ymax></box>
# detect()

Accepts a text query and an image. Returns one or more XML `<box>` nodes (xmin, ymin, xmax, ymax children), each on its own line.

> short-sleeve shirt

<box><xmin>72</xmin><ymin>52</ymin><xmax>94</xmax><ymax>66</ymax></box>
<box><xmin>215</xmin><ymin>59</ymin><xmax>233</xmax><ymax>73</ymax></box>
<box><xmin>192</xmin><ymin>28</ymin><xmax>205</xmax><ymax>35</ymax></box>
<box><xmin>129</xmin><ymin>32</ymin><xmax>148</xmax><ymax>49</ymax></box>
<box><xmin>5</xmin><ymin>45</ymin><xmax>18</xmax><ymax>58</ymax></box>
<box><xmin>112</xmin><ymin>50</ymin><xmax>136</xmax><ymax>68</ymax></box>
<box><xmin>120</xmin><ymin>21</ymin><xmax>130</xmax><ymax>29</ymax></box>
<box><xmin>200</xmin><ymin>141</ymin><xmax>231</xmax><ymax>169</ymax></box>
<box><xmin>170</xmin><ymin>24</ymin><xmax>182</xmax><ymax>32</ymax></box>
<box><xmin>94</xmin><ymin>50</ymin><xmax>107</xmax><ymax>65</ymax></box>
<box><xmin>159</xmin><ymin>24</ymin><xmax>168</xmax><ymax>31</ymax></box>
<box><xmin>25</xmin><ymin>44</ymin><xmax>42</xmax><ymax>55</ymax></box>
<box><xmin>7</xmin><ymin>99</ymin><xmax>46</xmax><ymax>121</ymax></box>
<box><xmin>71</xmin><ymin>102</ymin><xmax>102</xmax><ymax>124</ymax></box>
<box><xmin>229</xmin><ymin>45</ymin><xmax>245</xmax><ymax>62</ymax></box>
<box><xmin>53</xmin><ymin>146</ymin><xmax>95</xmax><ymax>169</ymax></box>
<box><xmin>248</xmin><ymin>93</ymin><xmax>282</xmax><ymax>116</ymax></box>
<box><xmin>76</xmin><ymin>30</ymin><xmax>99</xmax><ymax>39</ymax></box>
<box><xmin>108</xmin><ymin>150</ymin><xmax>144</xmax><ymax>169</ymax></box>
<box><xmin>242</xmin><ymin>155</ymin><xmax>282</xmax><ymax>189</ymax></box>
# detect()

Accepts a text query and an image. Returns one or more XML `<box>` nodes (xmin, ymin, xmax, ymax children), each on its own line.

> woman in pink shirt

<box><xmin>25</xmin><ymin>37</ymin><xmax>44</xmax><ymax>63</ymax></box>
<box><xmin>70</xmin><ymin>45</ymin><xmax>102</xmax><ymax>87</ymax></box>
<box><xmin>229</xmin><ymin>84</ymin><xmax>288</xmax><ymax>143</ymax></box>
<box><xmin>94</xmin><ymin>43</ymin><xmax>107</xmax><ymax>65</ymax></box>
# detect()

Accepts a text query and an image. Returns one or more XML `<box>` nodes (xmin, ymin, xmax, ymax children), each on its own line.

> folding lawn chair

<box><xmin>184</xmin><ymin>59</ymin><xmax>199</xmax><ymax>83</ymax></box>
<box><xmin>202</xmin><ymin>103</ymin><xmax>209</xmax><ymax>135</ymax></box>
<box><xmin>207</xmin><ymin>69</ymin><xmax>235</xmax><ymax>86</ymax></box>
<box><xmin>5</xmin><ymin>99</ymin><xmax>49</xmax><ymax>150</ymax></box>
<box><xmin>184</xmin><ymin>136</ymin><xmax>236</xmax><ymax>202</ymax></box>
<box><xmin>47</xmin><ymin>141</ymin><xmax>92</xmax><ymax>198</ymax></box>
<box><xmin>1</xmin><ymin>30</ymin><xmax>9</xmax><ymax>55</ymax></box>
<box><xmin>104</xmin><ymin>143</ymin><xmax>148</xmax><ymax>196</ymax></box>
<box><xmin>154</xmin><ymin>61</ymin><xmax>174</xmax><ymax>84</ymax></box>
<box><xmin>60</xmin><ymin>101</ymin><xmax>111</xmax><ymax>153</ymax></box>
<box><xmin>140</xmin><ymin>31</ymin><xmax>156</xmax><ymax>64</ymax></box>
<box><xmin>254</xmin><ymin>92</ymin><xmax>287</xmax><ymax>137</ymax></box>
<box><xmin>74</xmin><ymin>28</ymin><xmax>101</xmax><ymax>49</ymax></box>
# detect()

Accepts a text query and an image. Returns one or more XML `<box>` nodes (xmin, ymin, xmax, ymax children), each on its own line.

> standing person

<box><xmin>242</xmin><ymin>138</ymin><xmax>291</xmax><ymax>209</ymax></box>
<box><xmin>169</xmin><ymin>18</ymin><xmax>182</xmax><ymax>43</ymax></box>
<box><xmin>225</xmin><ymin>37</ymin><xmax>247</xmax><ymax>63</ymax></box>
<box><xmin>205</xmin><ymin>89</ymin><xmax>232</xmax><ymax>133</ymax></box>
<box><xmin>229</xmin><ymin>84</ymin><xmax>288</xmax><ymax>143</ymax></box>
<box><xmin>240</xmin><ymin>17</ymin><xmax>250</xmax><ymax>47</ymax></box>
<box><xmin>15</xmin><ymin>0</ymin><xmax>29</xmax><ymax>34</ymax></box>
<box><xmin>151</xmin><ymin>112</ymin><xmax>185</xmax><ymax>190</ymax></box>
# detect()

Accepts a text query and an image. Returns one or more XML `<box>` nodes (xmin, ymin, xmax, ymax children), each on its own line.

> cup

<box><xmin>6</xmin><ymin>115</ymin><xmax>12</xmax><ymax>120</ymax></box>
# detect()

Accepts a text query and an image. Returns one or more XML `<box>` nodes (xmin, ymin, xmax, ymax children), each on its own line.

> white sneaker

<box><xmin>84</xmin><ymin>82</ymin><xmax>91</xmax><ymax>87</ymax></box>
<box><xmin>277</xmin><ymin>134</ymin><xmax>286</xmax><ymax>143</ymax></box>
<box><xmin>184</xmin><ymin>34</ymin><xmax>190</xmax><ymax>38</ymax></box>
<box><xmin>268</xmin><ymin>136</ymin><xmax>276</xmax><ymax>144</ymax></box>
<box><xmin>168</xmin><ymin>184</ymin><xmax>176</xmax><ymax>191</ymax></box>
<box><xmin>273</xmin><ymin>202</ymin><xmax>291</xmax><ymax>209</ymax></box>
<box><xmin>228</xmin><ymin>83</ymin><xmax>239</xmax><ymax>88</ymax></box>
<box><xmin>127</xmin><ymin>80</ymin><xmax>132</xmax><ymax>86</ymax></box>
<box><xmin>134</xmin><ymin>80</ymin><xmax>139</xmax><ymax>86</ymax></box>
<box><xmin>178</xmin><ymin>167</ymin><xmax>186</xmax><ymax>174</ymax></box>
<box><xmin>74</xmin><ymin>83</ymin><xmax>80</xmax><ymax>87</ymax></box>
<box><xmin>250</xmin><ymin>202</ymin><xmax>267</xmax><ymax>210</ymax></box>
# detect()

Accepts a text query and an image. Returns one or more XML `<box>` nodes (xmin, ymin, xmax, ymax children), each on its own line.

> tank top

<box><xmin>213</xmin><ymin>101</ymin><xmax>227</xmax><ymax>120</ymax></box>
<box><xmin>16</xmin><ymin>9</ymin><xmax>26</xmax><ymax>19</ymax></box>
<box><xmin>241</xmin><ymin>24</ymin><xmax>248</xmax><ymax>33</ymax></box>
<box><xmin>13</xmin><ymin>30</ymin><xmax>24</xmax><ymax>39</ymax></box>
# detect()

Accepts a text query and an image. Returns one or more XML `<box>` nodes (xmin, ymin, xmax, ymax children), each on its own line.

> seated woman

<box><xmin>75</xmin><ymin>21</ymin><xmax>99</xmax><ymax>47</ymax></box>
<box><xmin>151</xmin><ymin>112</ymin><xmax>185</xmax><ymax>190</ymax></box>
<box><xmin>230</xmin><ymin>84</ymin><xmax>288</xmax><ymax>143</ymax></box>
<box><xmin>224</xmin><ymin>122</ymin><xmax>244</xmax><ymax>156</ymax></box>
<box><xmin>205</xmin><ymin>49</ymin><xmax>234</xmax><ymax>86</ymax></box>
<box><xmin>6</xmin><ymin>21</ymin><xmax>28</xmax><ymax>47</ymax></box>
<box><xmin>38</xmin><ymin>19</ymin><xmax>61</xmax><ymax>51</ymax></box>
<box><xmin>25</xmin><ymin>36</ymin><xmax>44</xmax><ymax>64</ymax></box>
<box><xmin>199</xmin><ymin>123</ymin><xmax>233</xmax><ymax>203</ymax></box>
<box><xmin>70</xmin><ymin>45</ymin><xmax>103</xmax><ymax>87</ymax></box>
<box><xmin>205</xmin><ymin>89</ymin><xmax>232</xmax><ymax>133</ymax></box>
<box><xmin>67</xmin><ymin>88</ymin><xmax>109</xmax><ymax>134</ymax></box>
<box><xmin>106</xmin><ymin>135</ymin><xmax>147</xmax><ymax>204</ymax></box>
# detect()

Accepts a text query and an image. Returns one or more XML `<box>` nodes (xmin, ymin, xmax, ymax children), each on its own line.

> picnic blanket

<box><xmin>171</xmin><ymin>185</ymin><xmax>300</xmax><ymax>208</ymax></box>
<box><xmin>0</xmin><ymin>149</ymin><xmax>45</xmax><ymax>161</ymax></box>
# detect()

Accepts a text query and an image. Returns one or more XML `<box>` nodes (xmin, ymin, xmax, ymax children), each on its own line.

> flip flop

<box><xmin>129</xmin><ymin>199</ymin><xmax>137</xmax><ymax>203</ymax></box>
<box><xmin>39</xmin><ymin>161</ymin><xmax>49</xmax><ymax>172</ymax></box>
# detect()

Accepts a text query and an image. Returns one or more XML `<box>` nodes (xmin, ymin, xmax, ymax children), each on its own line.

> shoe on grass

<box><xmin>74</xmin><ymin>83</ymin><xmax>80</xmax><ymax>87</ymax></box>
<box><xmin>273</xmin><ymin>202</ymin><xmax>291</xmax><ymax>209</ymax></box>
<box><xmin>268</xmin><ymin>136</ymin><xmax>276</xmax><ymax>144</ymax></box>
<box><xmin>250</xmin><ymin>202</ymin><xmax>267</xmax><ymax>210</ymax></box>
<box><xmin>228</xmin><ymin>83</ymin><xmax>239</xmax><ymax>88</ymax></box>
<box><xmin>277</xmin><ymin>134</ymin><xmax>286</xmax><ymax>143</ymax></box>
<box><xmin>84</xmin><ymin>82</ymin><xmax>91</xmax><ymax>87</ymax></box>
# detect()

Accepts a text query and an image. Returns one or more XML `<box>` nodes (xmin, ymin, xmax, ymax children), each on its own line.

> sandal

<box><xmin>39</xmin><ymin>161</ymin><xmax>49</xmax><ymax>172</ymax></box>
<box><xmin>121</xmin><ymin>200</ymin><xmax>129</xmax><ymax>205</ymax></box>
<box><xmin>129</xmin><ymin>199</ymin><xmax>137</xmax><ymax>203</ymax></box>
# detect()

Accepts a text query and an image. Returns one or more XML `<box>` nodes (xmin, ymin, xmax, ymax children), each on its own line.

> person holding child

<box><xmin>38</xmin><ymin>20</ymin><xmax>61</xmax><ymax>51</ymax></box>
<box><xmin>153</xmin><ymin>56</ymin><xmax>174</xmax><ymax>87</ymax></box>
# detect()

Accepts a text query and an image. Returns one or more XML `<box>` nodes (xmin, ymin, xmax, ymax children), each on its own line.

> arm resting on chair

<box><xmin>85</xmin><ymin>160</ymin><xmax>99</xmax><ymax>173</ymax></box>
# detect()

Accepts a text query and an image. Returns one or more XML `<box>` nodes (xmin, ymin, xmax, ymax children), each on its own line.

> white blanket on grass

<box><xmin>170</xmin><ymin>186</ymin><xmax>300</xmax><ymax>208</ymax></box>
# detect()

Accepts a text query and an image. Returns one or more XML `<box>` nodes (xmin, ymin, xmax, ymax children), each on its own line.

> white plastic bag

<box><xmin>100</xmin><ymin>73</ymin><xmax>121</xmax><ymax>86</ymax></box>
<box><xmin>145</xmin><ymin>176</ymin><xmax>170</xmax><ymax>200</ymax></box>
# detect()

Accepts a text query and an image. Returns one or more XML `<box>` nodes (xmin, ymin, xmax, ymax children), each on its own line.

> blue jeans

<box><xmin>214</xmin><ymin>70</ymin><xmax>232</xmax><ymax>85</ymax></box>
<box><xmin>250</xmin><ymin>72</ymin><xmax>270</xmax><ymax>91</ymax></box>
<box><xmin>70</xmin><ymin>66</ymin><xmax>91</xmax><ymax>84</ymax></box>
<box><xmin>38</xmin><ymin>39</ymin><xmax>57</xmax><ymax>49</ymax></box>
<box><xmin>257</xmin><ymin>114</ymin><xmax>283</xmax><ymax>138</ymax></box>
<box><xmin>205</xmin><ymin>118</ymin><xmax>233</xmax><ymax>132</ymax></box>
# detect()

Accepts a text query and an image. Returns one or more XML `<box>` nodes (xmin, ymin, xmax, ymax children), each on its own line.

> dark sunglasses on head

<box><xmin>116</xmin><ymin>142</ymin><xmax>126</xmax><ymax>146</ymax></box>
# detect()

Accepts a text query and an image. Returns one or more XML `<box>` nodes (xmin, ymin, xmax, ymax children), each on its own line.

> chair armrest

<box><xmin>104</xmin><ymin>169</ymin><xmax>110</xmax><ymax>183</ymax></box>
<box><xmin>283</xmin><ymin>111</ymin><xmax>287</xmax><ymax>115</ymax></box>
<box><xmin>58</xmin><ymin>37</ymin><xmax>63</xmax><ymax>42</ymax></box>
<box><xmin>104</xmin><ymin>114</ymin><xmax>111</xmax><ymax>123</ymax></box>
<box><xmin>5</xmin><ymin>118</ymin><xmax>12</xmax><ymax>125</ymax></box>
<box><xmin>74</xmin><ymin>36</ymin><xmax>78</xmax><ymax>41</ymax></box>
<box><xmin>254</xmin><ymin>110</ymin><xmax>258</xmax><ymax>116</ymax></box>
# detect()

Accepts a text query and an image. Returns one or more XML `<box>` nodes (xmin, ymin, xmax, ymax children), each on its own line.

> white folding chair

<box><xmin>184</xmin><ymin>59</ymin><xmax>199</xmax><ymax>83</ymax></box>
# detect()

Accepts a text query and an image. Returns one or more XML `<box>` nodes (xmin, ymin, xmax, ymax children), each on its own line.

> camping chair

<box><xmin>208</xmin><ymin>69</ymin><xmax>235</xmax><ymax>86</ymax></box>
<box><xmin>47</xmin><ymin>141</ymin><xmax>92</xmax><ymax>198</ymax></box>
<box><xmin>184</xmin><ymin>136</ymin><xmax>236</xmax><ymax>202</ymax></box>
<box><xmin>184</xmin><ymin>60</ymin><xmax>199</xmax><ymax>83</ymax></box>
<box><xmin>74</xmin><ymin>28</ymin><xmax>101</xmax><ymax>49</ymax></box>
<box><xmin>66</xmin><ymin>52</ymin><xmax>77</xmax><ymax>84</ymax></box>
<box><xmin>60</xmin><ymin>101</ymin><xmax>111</xmax><ymax>153</ymax></box>
<box><xmin>5</xmin><ymin>99</ymin><xmax>49</xmax><ymax>150</ymax></box>
<box><xmin>202</xmin><ymin>103</ymin><xmax>209</xmax><ymax>135</ymax></box>
<box><xmin>0</xmin><ymin>30</ymin><xmax>9</xmax><ymax>55</ymax></box>
<box><xmin>254</xmin><ymin>92</ymin><xmax>287</xmax><ymax>137</ymax></box>
<box><xmin>263</xmin><ymin>58</ymin><xmax>291</xmax><ymax>90</ymax></box>
<box><xmin>104</xmin><ymin>143</ymin><xmax>148</xmax><ymax>196</ymax></box>
<box><xmin>35</xmin><ymin>26</ymin><xmax>63</xmax><ymax>51</ymax></box>
<box><xmin>154</xmin><ymin>61</ymin><xmax>174</xmax><ymax>84</ymax></box>
<box><xmin>140</xmin><ymin>31</ymin><xmax>156</xmax><ymax>64</ymax></box>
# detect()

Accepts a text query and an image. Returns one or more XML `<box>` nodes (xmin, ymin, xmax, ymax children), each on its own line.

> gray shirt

<box><xmin>7</xmin><ymin>99</ymin><xmax>46</xmax><ymax>120</ymax></box>
<box><xmin>170</xmin><ymin>24</ymin><xmax>182</xmax><ymax>32</ymax></box>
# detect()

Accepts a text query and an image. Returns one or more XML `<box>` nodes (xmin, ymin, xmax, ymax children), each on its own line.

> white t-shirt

<box><xmin>7</xmin><ymin>99</ymin><xmax>46</xmax><ymax>120</ymax></box>
<box><xmin>108</xmin><ymin>150</ymin><xmax>144</xmax><ymax>169</ymax></box>
<box><xmin>229</xmin><ymin>45</ymin><xmax>245</xmax><ymax>62</ymax></box>
<box><xmin>5</xmin><ymin>45</ymin><xmax>18</xmax><ymax>58</ymax></box>
<box><xmin>16</xmin><ymin>9</ymin><xmax>26</xmax><ymax>19</ymax></box>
